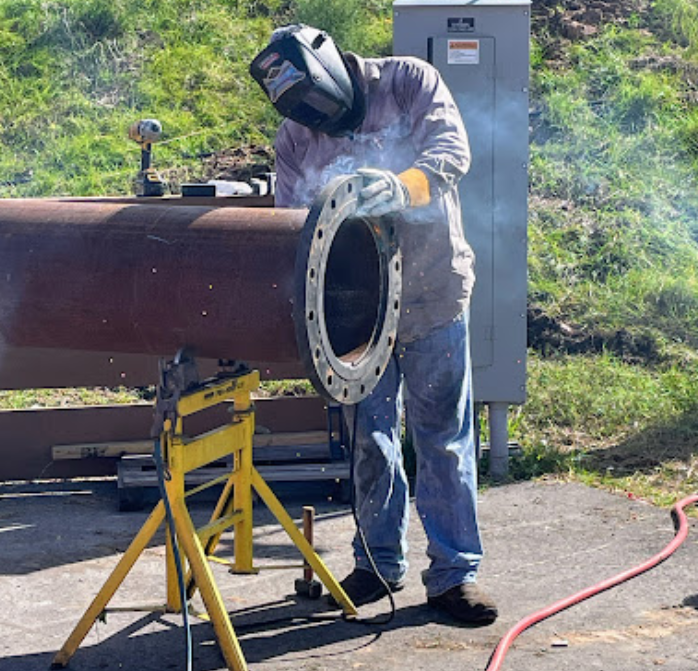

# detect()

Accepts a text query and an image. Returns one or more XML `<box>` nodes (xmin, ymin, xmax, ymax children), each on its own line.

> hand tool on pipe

<box><xmin>128</xmin><ymin>118</ymin><xmax>166</xmax><ymax>197</ymax></box>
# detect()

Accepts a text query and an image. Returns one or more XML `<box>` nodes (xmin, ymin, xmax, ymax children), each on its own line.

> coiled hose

<box><xmin>485</xmin><ymin>493</ymin><xmax>698</xmax><ymax>671</ymax></box>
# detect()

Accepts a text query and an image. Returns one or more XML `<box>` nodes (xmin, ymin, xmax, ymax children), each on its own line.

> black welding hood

<box><xmin>250</xmin><ymin>25</ymin><xmax>366</xmax><ymax>137</ymax></box>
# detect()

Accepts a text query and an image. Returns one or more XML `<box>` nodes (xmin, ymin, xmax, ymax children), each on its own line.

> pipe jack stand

<box><xmin>52</xmin><ymin>355</ymin><xmax>357</xmax><ymax>671</ymax></box>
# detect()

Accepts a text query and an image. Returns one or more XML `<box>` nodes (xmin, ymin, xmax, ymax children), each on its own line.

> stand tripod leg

<box><xmin>184</xmin><ymin>467</ymin><xmax>243</xmax><ymax>602</ymax></box>
<box><xmin>250</xmin><ymin>469</ymin><xmax>358</xmax><ymax>617</ymax></box>
<box><xmin>171</xmin><ymin>496</ymin><xmax>248</xmax><ymax>671</ymax></box>
<box><xmin>52</xmin><ymin>501</ymin><xmax>166</xmax><ymax>668</ymax></box>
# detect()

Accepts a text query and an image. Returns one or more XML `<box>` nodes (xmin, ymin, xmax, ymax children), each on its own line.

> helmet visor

<box><xmin>250</xmin><ymin>25</ymin><xmax>365</xmax><ymax>137</ymax></box>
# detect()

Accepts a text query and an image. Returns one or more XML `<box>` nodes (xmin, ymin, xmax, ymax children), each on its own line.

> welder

<box><xmin>250</xmin><ymin>24</ymin><xmax>497</xmax><ymax>625</ymax></box>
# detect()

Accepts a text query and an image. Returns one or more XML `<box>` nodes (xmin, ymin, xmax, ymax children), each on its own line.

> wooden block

<box><xmin>53</xmin><ymin>430</ymin><xmax>333</xmax><ymax>461</ymax></box>
<box><xmin>53</xmin><ymin>440</ymin><xmax>153</xmax><ymax>460</ymax></box>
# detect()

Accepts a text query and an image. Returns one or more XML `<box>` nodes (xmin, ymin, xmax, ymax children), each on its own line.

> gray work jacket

<box><xmin>274</xmin><ymin>53</ymin><xmax>475</xmax><ymax>343</ymax></box>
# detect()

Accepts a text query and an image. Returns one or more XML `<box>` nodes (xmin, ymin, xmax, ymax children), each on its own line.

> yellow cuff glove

<box><xmin>397</xmin><ymin>167</ymin><xmax>431</xmax><ymax>208</ymax></box>
<box><xmin>355</xmin><ymin>167</ymin><xmax>431</xmax><ymax>217</ymax></box>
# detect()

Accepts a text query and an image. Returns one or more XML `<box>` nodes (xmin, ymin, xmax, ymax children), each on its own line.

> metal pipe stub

<box><xmin>294</xmin><ymin>175</ymin><xmax>401</xmax><ymax>404</ymax></box>
<box><xmin>0</xmin><ymin>176</ymin><xmax>401</xmax><ymax>404</ymax></box>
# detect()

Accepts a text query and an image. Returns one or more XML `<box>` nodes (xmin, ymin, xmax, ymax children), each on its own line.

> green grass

<box><xmin>0</xmin><ymin>0</ymin><xmax>283</xmax><ymax>196</ymax></box>
<box><xmin>258</xmin><ymin>379</ymin><xmax>316</xmax><ymax>397</ymax></box>
<box><xmin>0</xmin><ymin>387</ymin><xmax>144</xmax><ymax>410</ymax></box>
<box><xmin>1</xmin><ymin>0</ymin><xmax>698</xmax><ymax>506</ymax></box>
<box><xmin>516</xmin><ymin>352</ymin><xmax>698</xmax><ymax>447</ymax></box>
<box><xmin>523</xmin><ymin>12</ymin><xmax>698</xmax><ymax>505</ymax></box>
<box><xmin>651</xmin><ymin>0</ymin><xmax>698</xmax><ymax>56</ymax></box>
<box><xmin>293</xmin><ymin>0</ymin><xmax>393</xmax><ymax>56</ymax></box>
<box><xmin>529</xmin><ymin>22</ymin><xmax>698</xmax><ymax>355</ymax></box>
<box><xmin>498</xmin><ymin>351</ymin><xmax>698</xmax><ymax>507</ymax></box>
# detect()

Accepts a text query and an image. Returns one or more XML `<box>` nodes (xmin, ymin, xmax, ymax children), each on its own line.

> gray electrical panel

<box><xmin>394</xmin><ymin>0</ymin><xmax>530</xmax><ymax>474</ymax></box>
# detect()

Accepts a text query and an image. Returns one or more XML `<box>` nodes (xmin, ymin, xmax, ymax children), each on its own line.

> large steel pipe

<box><xmin>0</xmin><ymin>176</ymin><xmax>401</xmax><ymax>403</ymax></box>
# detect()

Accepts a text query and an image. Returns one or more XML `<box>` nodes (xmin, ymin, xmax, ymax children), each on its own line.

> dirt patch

<box><xmin>533</xmin><ymin>0</ymin><xmax>650</xmax><ymax>43</ymax></box>
<box><xmin>560</xmin><ymin>606</ymin><xmax>698</xmax><ymax>646</ymax></box>
<box><xmin>159</xmin><ymin>144</ymin><xmax>275</xmax><ymax>194</ymax></box>
<box><xmin>199</xmin><ymin>145</ymin><xmax>274</xmax><ymax>183</ymax></box>
<box><xmin>527</xmin><ymin>304</ymin><xmax>661</xmax><ymax>364</ymax></box>
<box><xmin>584</xmin><ymin>432</ymin><xmax>698</xmax><ymax>477</ymax></box>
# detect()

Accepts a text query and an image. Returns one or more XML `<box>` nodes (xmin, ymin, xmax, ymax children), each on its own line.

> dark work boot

<box><xmin>427</xmin><ymin>583</ymin><xmax>498</xmax><ymax>625</ymax></box>
<box><xmin>327</xmin><ymin>568</ymin><xmax>405</xmax><ymax>608</ymax></box>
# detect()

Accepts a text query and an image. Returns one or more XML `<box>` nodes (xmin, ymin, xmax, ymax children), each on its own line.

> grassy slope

<box><xmin>0</xmin><ymin>0</ymin><xmax>281</xmax><ymax>196</ymax></box>
<box><xmin>519</xmin><ymin>3</ymin><xmax>698</xmax><ymax>502</ymax></box>
<box><xmin>1</xmin><ymin>0</ymin><xmax>697</xmax><ymax>502</ymax></box>
<box><xmin>0</xmin><ymin>0</ymin><xmax>391</xmax><ymax>196</ymax></box>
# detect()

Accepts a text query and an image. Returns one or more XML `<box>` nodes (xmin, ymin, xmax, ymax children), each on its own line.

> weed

<box><xmin>651</xmin><ymin>0</ymin><xmax>698</xmax><ymax>56</ymax></box>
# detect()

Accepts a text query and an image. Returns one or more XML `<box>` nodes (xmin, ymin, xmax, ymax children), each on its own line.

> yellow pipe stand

<box><xmin>52</xmin><ymin>369</ymin><xmax>357</xmax><ymax>671</ymax></box>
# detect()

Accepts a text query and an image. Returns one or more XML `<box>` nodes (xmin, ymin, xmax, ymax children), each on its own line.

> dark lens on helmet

<box><xmin>304</xmin><ymin>89</ymin><xmax>342</xmax><ymax>117</ymax></box>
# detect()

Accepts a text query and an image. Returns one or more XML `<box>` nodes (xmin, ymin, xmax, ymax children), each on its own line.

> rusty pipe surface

<box><xmin>0</xmin><ymin>199</ymin><xmax>307</xmax><ymax>361</ymax></box>
<box><xmin>0</xmin><ymin>176</ymin><xmax>402</xmax><ymax>402</ymax></box>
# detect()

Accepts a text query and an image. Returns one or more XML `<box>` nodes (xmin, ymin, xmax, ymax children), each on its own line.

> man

<box><xmin>250</xmin><ymin>24</ymin><xmax>497</xmax><ymax>625</ymax></box>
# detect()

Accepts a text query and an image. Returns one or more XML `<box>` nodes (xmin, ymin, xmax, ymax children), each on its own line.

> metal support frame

<box><xmin>52</xmin><ymin>368</ymin><xmax>357</xmax><ymax>671</ymax></box>
<box><xmin>487</xmin><ymin>402</ymin><xmax>509</xmax><ymax>481</ymax></box>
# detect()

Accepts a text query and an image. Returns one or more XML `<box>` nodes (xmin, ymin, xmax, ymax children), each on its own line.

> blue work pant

<box><xmin>344</xmin><ymin>312</ymin><xmax>483</xmax><ymax>597</ymax></box>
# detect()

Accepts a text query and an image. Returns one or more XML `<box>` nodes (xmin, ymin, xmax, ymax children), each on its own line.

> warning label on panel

<box><xmin>447</xmin><ymin>39</ymin><xmax>480</xmax><ymax>65</ymax></box>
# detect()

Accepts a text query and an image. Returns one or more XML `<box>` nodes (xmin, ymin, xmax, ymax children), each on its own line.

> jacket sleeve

<box><xmin>273</xmin><ymin>122</ymin><xmax>303</xmax><ymax>208</ymax></box>
<box><xmin>393</xmin><ymin>59</ymin><xmax>471</xmax><ymax>197</ymax></box>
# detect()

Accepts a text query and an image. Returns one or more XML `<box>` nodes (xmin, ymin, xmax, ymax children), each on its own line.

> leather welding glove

<box><xmin>355</xmin><ymin>167</ymin><xmax>431</xmax><ymax>218</ymax></box>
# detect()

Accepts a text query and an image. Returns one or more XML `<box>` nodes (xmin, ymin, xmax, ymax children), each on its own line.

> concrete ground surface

<box><xmin>1</xmin><ymin>478</ymin><xmax>697</xmax><ymax>671</ymax></box>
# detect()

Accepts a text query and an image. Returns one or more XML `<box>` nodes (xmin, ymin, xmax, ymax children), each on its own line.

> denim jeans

<box><xmin>344</xmin><ymin>312</ymin><xmax>482</xmax><ymax>597</ymax></box>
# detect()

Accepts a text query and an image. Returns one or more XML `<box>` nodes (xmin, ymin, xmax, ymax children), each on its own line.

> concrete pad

<box><xmin>0</xmin><ymin>479</ymin><xmax>697</xmax><ymax>671</ymax></box>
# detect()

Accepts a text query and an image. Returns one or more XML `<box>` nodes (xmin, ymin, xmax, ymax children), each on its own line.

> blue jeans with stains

<box><xmin>344</xmin><ymin>312</ymin><xmax>482</xmax><ymax>597</ymax></box>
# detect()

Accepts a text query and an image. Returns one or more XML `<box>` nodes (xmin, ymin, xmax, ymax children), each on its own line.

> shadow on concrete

<box><xmin>682</xmin><ymin>594</ymin><xmax>698</xmax><ymax>610</ymax></box>
<box><xmin>0</xmin><ymin>479</ymin><xmax>353</xmax><ymax>576</ymax></box>
<box><xmin>0</xmin><ymin>598</ymin><xmax>470</xmax><ymax>671</ymax></box>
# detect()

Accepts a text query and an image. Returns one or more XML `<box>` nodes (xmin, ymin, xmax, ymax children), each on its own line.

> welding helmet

<box><xmin>250</xmin><ymin>24</ymin><xmax>366</xmax><ymax>137</ymax></box>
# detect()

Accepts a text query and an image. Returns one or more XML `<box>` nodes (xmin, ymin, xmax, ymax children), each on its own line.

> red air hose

<box><xmin>485</xmin><ymin>493</ymin><xmax>698</xmax><ymax>671</ymax></box>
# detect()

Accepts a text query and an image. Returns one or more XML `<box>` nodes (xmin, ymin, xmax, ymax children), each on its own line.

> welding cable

<box><xmin>208</xmin><ymin>406</ymin><xmax>395</xmax><ymax>638</ymax></box>
<box><xmin>343</xmin><ymin>407</ymin><xmax>397</xmax><ymax>626</ymax></box>
<box><xmin>153</xmin><ymin>437</ymin><xmax>194</xmax><ymax>671</ymax></box>
<box><xmin>212</xmin><ymin>410</ymin><xmax>396</xmax><ymax>638</ymax></box>
<box><xmin>484</xmin><ymin>493</ymin><xmax>698</xmax><ymax>671</ymax></box>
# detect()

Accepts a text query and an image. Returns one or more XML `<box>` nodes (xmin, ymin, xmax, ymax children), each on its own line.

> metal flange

<box><xmin>294</xmin><ymin>175</ymin><xmax>402</xmax><ymax>404</ymax></box>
